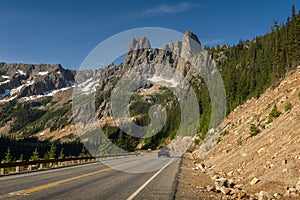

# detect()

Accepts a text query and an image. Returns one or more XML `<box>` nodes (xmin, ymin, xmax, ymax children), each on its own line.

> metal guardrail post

<box><xmin>16</xmin><ymin>166</ymin><xmax>19</xmax><ymax>173</ymax></box>
<box><xmin>0</xmin><ymin>161</ymin><xmax>4</xmax><ymax>174</ymax></box>
<box><xmin>16</xmin><ymin>160</ymin><xmax>21</xmax><ymax>173</ymax></box>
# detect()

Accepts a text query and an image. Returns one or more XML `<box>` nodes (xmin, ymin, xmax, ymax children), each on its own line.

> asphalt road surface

<box><xmin>0</xmin><ymin>152</ymin><xmax>182</xmax><ymax>200</ymax></box>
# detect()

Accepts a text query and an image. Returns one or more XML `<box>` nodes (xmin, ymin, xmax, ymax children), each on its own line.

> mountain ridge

<box><xmin>0</xmin><ymin>30</ymin><xmax>207</xmax><ymax>150</ymax></box>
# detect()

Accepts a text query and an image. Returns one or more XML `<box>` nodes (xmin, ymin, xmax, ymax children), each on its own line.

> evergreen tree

<box><xmin>48</xmin><ymin>144</ymin><xmax>56</xmax><ymax>159</ymax></box>
<box><xmin>18</xmin><ymin>154</ymin><xmax>23</xmax><ymax>161</ymax></box>
<box><xmin>288</xmin><ymin>5</ymin><xmax>300</xmax><ymax>66</ymax></box>
<box><xmin>44</xmin><ymin>144</ymin><xmax>56</xmax><ymax>159</ymax></box>
<box><xmin>59</xmin><ymin>148</ymin><xmax>64</xmax><ymax>158</ymax></box>
<box><xmin>2</xmin><ymin>147</ymin><xmax>12</xmax><ymax>163</ymax></box>
<box><xmin>30</xmin><ymin>148</ymin><xmax>39</xmax><ymax>161</ymax></box>
<box><xmin>79</xmin><ymin>146</ymin><xmax>87</xmax><ymax>157</ymax></box>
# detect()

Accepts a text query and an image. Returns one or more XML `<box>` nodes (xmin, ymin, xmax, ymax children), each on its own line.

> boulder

<box><xmin>215</xmin><ymin>178</ymin><xmax>230</xmax><ymax>188</ymax></box>
<box><xmin>258</xmin><ymin>191</ymin><xmax>273</xmax><ymax>200</ymax></box>
<box><xmin>250</xmin><ymin>177</ymin><xmax>260</xmax><ymax>185</ymax></box>
<box><xmin>220</xmin><ymin>187</ymin><xmax>231</xmax><ymax>195</ymax></box>
<box><xmin>296</xmin><ymin>177</ymin><xmax>300</xmax><ymax>191</ymax></box>
<box><xmin>206</xmin><ymin>185</ymin><xmax>215</xmax><ymax>192</ymax></box>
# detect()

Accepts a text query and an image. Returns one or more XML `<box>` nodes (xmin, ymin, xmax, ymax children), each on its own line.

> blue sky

<box><xmin>0</xmin><ymin>0</ymin><xmax>299</xmax><ymax>69</ymax></box>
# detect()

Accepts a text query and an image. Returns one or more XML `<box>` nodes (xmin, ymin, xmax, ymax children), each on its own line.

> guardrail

<box><xmin>0</xmin><ymin>152</ymin><xmax>139</xmax><ymax>175</ymax></box>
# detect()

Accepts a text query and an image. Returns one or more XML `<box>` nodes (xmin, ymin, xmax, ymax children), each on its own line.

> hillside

<box><xmin>186</xmin><ymin>67</ymin><xmax>300</xmax><ymax>199</ymax></box>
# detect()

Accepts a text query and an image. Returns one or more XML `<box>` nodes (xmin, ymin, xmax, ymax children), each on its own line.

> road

<box><xmin>0</xmin><ymin>152</ymin><xmax>182</xmax><ymax>200</ymax></box>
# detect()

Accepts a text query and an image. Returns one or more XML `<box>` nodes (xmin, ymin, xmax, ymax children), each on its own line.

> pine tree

<box><xmin>59</xmin><ymin>148</ymin><xmax>64</xmax><ymax>158</ymax></box>
<box><xmin>18</xmin><ymin>154</ymin><xmax>23</xmax><ymax>161</ymax></box>
<box><xmin>44</xmin><ymin>144</ymin><xmax>56</xmax><ymax>159</ymax></box>
<box><xmin>272</xmin><ymin>20</ymin><xmax>281</xmax><ymax>82</ymax></box>
<box><xmin>2</xmin><ymin>147</ymin><xmax>12</xmax><ymax>163</ymax></box>
<box><xmin>30</xmin><ymin>148</ymin><xmax>39</xmax><ymax>161</ymax></box>
<box><xmin>48</xmin><ymin>144</ymin><xmax>56</xmax><ymax>159</ymax></box>
<box><xmin>288</xmin><ymin>5</ymin><xmax>299</xmax><ymax>66</ymax></box>
<box><xmin>79</xmin><ymin>146</ymin><xmax>87</xmax><ymax>157</ymax></box>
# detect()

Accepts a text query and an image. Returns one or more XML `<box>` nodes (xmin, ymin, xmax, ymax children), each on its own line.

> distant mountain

<box><xmin>0</xmin><ymin>30</ymin><xmax>207</xmax><ymax>153</ymax></box>
<box><xmin>0</xmin><ymin>63</ymin><xmax>75</xmax><ymax>101</ymax></box>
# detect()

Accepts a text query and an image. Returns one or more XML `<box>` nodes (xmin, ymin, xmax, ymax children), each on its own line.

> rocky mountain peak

<box><xmin>181</xmin><ymin>30</ymin><xmax>202</xmax><ymax>59</ymax></box>
<box><xmin>127</xmin><ymin>36</ymin><xmax>151</xmax><ymax>52</ymax></box>
<box><xmin>184</xmin><ymin>30</ymin><xmax>201</xmax><ymax>45</ymax></box>
<box><xmin>124</xmin><ymin>30</ymin><xmax>202</xmax><ymax>68</ymax></box>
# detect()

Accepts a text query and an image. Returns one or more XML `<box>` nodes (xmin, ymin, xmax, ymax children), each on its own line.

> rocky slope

<box><xmin>187</xmin><ymin>67</ymin><xmax>300</xmax><ymax>199</ymax></box>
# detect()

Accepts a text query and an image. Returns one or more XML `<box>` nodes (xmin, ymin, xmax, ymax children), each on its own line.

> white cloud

<box><xmin>143</xmin><ymin>2</ymin><xmax>194</xmax><ymax>15</ymax></box>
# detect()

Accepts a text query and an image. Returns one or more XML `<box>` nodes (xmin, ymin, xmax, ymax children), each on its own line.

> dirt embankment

<box><xmin>176</xmin><ymin>67</ymin><xmax>300</xmax><ymax>199</ymax></box>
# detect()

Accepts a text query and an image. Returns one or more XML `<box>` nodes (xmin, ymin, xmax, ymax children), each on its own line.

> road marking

<box><xmin>0</xmin><ymin>160</ymin><xmax>101</xmax><ymax>181</ymax></box>
<box><xmin>2</xmin><ymin>159</ymin><xmax>142</xmax><ymax>198</ymax></box>
<box><xmin>8</xmin><ymin>167</ymin><xmax>112</xmax><ymax>196</ymax></box>
<box><xmin>127</xmin><ymin>156</ymin><xmax>177</xmax><ymax>200</ymax></box>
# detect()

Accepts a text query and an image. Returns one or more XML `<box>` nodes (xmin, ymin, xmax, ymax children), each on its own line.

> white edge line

<box><xmin>127</xmin><ymin>156</ymin><xmax>177</xmax><ymax>200</ymax></box>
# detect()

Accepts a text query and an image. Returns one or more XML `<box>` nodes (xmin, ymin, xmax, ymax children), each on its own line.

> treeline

<box><xmin>0</xmin><ymin>136</ymin><xmax>88</xmax><ymax>162</ymax></box>
<box><xmin>209</xmin><ymin>5</ymin><xmax>300</xmax><ymax>114</ymax></box>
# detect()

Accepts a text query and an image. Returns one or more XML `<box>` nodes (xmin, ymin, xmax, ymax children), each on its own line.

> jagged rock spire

<box><xmin>127</xmin><ymin>36</ymin><xmax>151</xmax><ymax>52</ymax></box>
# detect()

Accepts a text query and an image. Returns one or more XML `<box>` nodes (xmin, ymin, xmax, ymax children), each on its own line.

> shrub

<box><xmin>284</xmin><ymin>102</ymin><xmax>293</xmax><ymax>111</ymax></box>
<box><xmin>237</xmin><ymin>137</ymin><xmax>243</xmax><ymax>146</ymax></box>
<box><xmin>221</xmin><ymin>130</ymin><xmax>229</xmax><ymax>137</ymax></box>
<box><xmin>194</xmin><ymin>138</ymin><xmax>200</xmax><ymax>145</ymax></box>
<box><xmin>250</xmin><ymin>124</ymin><xmax>260</xmax><ymax>137</ymax></box>
<box><xmin>186</xmin><ymin>148</ymin><xmax>193</xmax><ymax>153</ymax></box>
<box><xmin>267</xmin><ymin>105</ymin><xmax>281</xmax><ymax>123</ymax></box>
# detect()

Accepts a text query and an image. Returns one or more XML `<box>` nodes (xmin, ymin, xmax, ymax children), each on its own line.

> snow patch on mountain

<box><xmin>1</xmin><ymin>75</ymin><xmax>9</xmax><ymax>79</ymax></box>
<box><xmin>148</xmin><ymin>75</ymin><xmax>178</xmax><ymax>87</ymax></box>
<box><xmin>77</xmin><ymin>78</ymin><xmax>97</xmax><ymax>94</ymax></box>
<box><xmin>11</xmin><ymin>85</ymin><xmax>25</xmax><ymax>95</ymax></box>
<box><xmin>38</xmin><ymin>71</ymin><xmax>49</xmax><ymax>76</ymax></box>
<box><xmin>0</xmin><ymin>95</ymin><xmax>17</xmax><ymax>103</ymax></box>
<box><xmin>17</xmin><ymin>69</ymin><xmax>26</xmax><ymax>75</ymax></box>
<box><xmin>20</xmin><ymin>86</ymin><xmax>73</xmax><ymax>101</ymax></box>
<box><xmin>0</xmin><ymin>79</ymin><xmax>10</xmax><ymax>86</ymax></box>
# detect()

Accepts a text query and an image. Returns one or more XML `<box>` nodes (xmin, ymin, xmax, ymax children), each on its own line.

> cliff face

<box><xmin>123</xmin><ymin>30</ymin><xmax>204</xmax><ymax>75</ymax></box>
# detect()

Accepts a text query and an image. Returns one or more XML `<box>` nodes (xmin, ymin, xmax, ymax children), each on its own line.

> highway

<box><xmin>0</xmin><ymin>152</ymin><xmax>182</xmax><ymax>200</ymax></box>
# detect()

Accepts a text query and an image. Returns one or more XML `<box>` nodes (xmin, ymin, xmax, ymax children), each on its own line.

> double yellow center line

<box><xmin>0</xmin><ymin>158</ymin><xmax>145</xmax><ymax>199</ymax></box>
